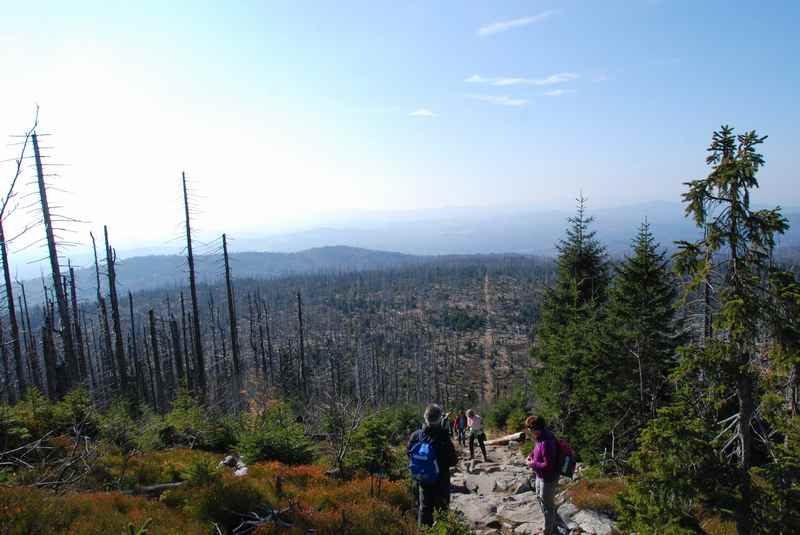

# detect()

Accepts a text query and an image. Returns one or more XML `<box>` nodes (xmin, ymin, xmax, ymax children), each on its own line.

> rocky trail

<box><xmin>448</xmin><ymin>438</ymin><xmax>618</xmax><ymax>535</ymax></box>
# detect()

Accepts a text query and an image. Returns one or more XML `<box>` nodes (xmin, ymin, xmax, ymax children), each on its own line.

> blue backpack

<box><xmin>409</xmin><ymin>435</ymin><xmax>440</xmax><ymax>485</ymax></box>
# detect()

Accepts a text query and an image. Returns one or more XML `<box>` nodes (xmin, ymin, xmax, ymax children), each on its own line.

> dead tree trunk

<box><xmin>91</xmin><ymin>233</ymin><xmax>115</xmax><ymax>390</ymax></box>
<box><xmin>222</xmin><ymin>234</ymin><xmax>241</xmax><ymax>400</ymax></box>
<box><xmin>128</xmin><ymin>292</ymin><xmax>144</xmax><ymax>402</ymax></box>
<box><xmin>68</xmin><ymin>264</ymin><xmax>88</xmax><ymax>383</ymax></box>
<box><xmin>41</xmin><ymin>306</ymin><xmax>58</xmax><ymax>400</ymax></box>
<box><xmin>19</xmin><ymin>282</ymin><xmax>41</xmax><ymax>392</ymax></box>
<box><xmin>169</xmin><ymin>318</ymin><xmax>185</xmax><ymax>387</ymax></box>
<box><xmin>33</xmin><ymin>133</ymin><xmax>76</xmax><ymax>391</ymax></box>
<box><xmin>0</xmin><ymin>219</ymin><xmax>24</xmax><ymax>401</ymax></box>
<box><xmin>104</xmin><ymin>226</ymin><xmax>129</xmax><ymax>397</ymax></box>
<box><xmin>182</xmin><ymin>172</ymin><xmax>205</xmax><ymax>399</ymax></box>
<box><xmin>297</xmin><ymin>292</ymin><xmax>308</xmax><ymax>399</ymax></box>
<box><xmin>179</xmin><ymin>293</ymin><xmax>193</xmax><ymax>391</ymax></box>
<box><xmin>148</xmin><ymin>310</ymin><xmax>165</xmax><ymax>413</ymax></box>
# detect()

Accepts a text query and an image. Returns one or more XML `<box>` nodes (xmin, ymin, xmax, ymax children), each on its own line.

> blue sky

<box><xmin>0</xmin><ymin>0</ymin><xmax>798</xmax><ymax>253</ymax></box>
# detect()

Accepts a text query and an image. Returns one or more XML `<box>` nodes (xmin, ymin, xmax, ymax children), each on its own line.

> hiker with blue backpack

<box><xmin>526</xmin><ymin>415</ymin><xmax>574</xmax><ymax>535</ymax></box>
<box><xmin>407</xmin><ymin>404</ymin><xmax>459</xmax><ymax>526</ymax></box>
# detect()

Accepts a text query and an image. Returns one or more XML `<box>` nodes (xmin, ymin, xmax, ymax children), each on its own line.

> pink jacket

<box><xmin>526</xmin><ymin>428</ymin><xmax>558</xmax><ymax>481</ymax></box>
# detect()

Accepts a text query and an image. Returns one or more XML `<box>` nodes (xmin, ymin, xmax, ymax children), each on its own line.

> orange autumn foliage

<box><xmin>0</xmin><ymin>485</ymin><xmax>206</xmax><ymax>535</ymax></box>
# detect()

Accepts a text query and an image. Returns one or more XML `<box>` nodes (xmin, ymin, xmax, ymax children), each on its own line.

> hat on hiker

<box><xmin>526</xmin><ymin>415</ymin><xmax>545</xmax><ymax>431</ymax></box>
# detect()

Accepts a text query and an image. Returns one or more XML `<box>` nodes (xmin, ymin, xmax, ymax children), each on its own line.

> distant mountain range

<box><xmin>18</xmin><ymin>201</ymin><xmax>800</xmax><ymax>304</ymax></box>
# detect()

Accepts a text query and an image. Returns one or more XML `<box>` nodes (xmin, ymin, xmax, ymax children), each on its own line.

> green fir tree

<box><xmin>531</xmin><ymin>195</ymin><xmax>610</xmax><ymax>461</ymax></box>
<box><xmin>603</xmin><ymin>220</ymin><xmax>685</xmax><ymax>460</ymax></box>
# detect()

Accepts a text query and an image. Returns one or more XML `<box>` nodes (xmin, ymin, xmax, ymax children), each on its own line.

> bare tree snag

<box><xmin>19</xmin><ymin>281</ymin><xmax>41</xmax><ymax>392</ymax></box>
<box><xmin>222</xmin><ymin>234</ymin><xmax>241</xmax><ymax>395</ymax></box>
<box><xmin>68</xmin><ymin>264</ymin><xmax>87</xmax><ymax>382</ymax></box>
<box><xmin>0</xmin><ymin>219</ymin><xmax>23</xmax><ymax>401</ymax></box>
<box><xmin>148</xmin><ymin>309</ymin><xmax>165</xmax><ymax>413</ymax></box>
<box><xmin>91</xmin><ymin>233</ymin><xmax>115</xmax><ymax>389</ymax></box>
<box><xmin>297</xmin><ymin>292</ymin><xmax>308</xmax><ymax>399</ymax></box>
<box><xmin>104</xmin><ymin>226</ymin><xmax>129</xmax><ymax>396</ymax></box>
<box><xmin>182</xmin><ymin>172</ymin><xmax>205</xmax><ymax>399</ymax></box>
<box><xmin>33</xmin><ymin>132</ymin><xmax>77</xmax><ymax>390</ymax></box>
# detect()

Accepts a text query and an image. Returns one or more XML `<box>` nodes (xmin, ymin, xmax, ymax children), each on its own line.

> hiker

<box><xmin>441</xmin><ymin>411</ymin><xmax>454</xmax><ymax>436</ymax></box>
<box><xmin>526</xmin><ymin>415</ymin><xmax>559</xmax><ymax>535</ymax></box>
<box><xmin>407</xmin><ymin>403</ymin><xmax>458</xmax><ymax>526</ymax></box>
<box><xmin>466</xmin><ymin>408</ymin><xmax>488</xmax><ymax>462</ymax></box>
<box><xmin>455</xmin><ymin>410</ymin><xmax>467</xmax><ymax>447</ymax></box>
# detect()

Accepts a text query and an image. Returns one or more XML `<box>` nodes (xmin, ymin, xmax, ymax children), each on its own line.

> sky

<box><xmin>1</xmin><ymin>0</ymin><xmax>798</xmax><ymax>270</ymax></box>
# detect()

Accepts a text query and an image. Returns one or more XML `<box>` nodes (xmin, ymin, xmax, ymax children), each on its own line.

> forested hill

<box><xmin>21</xmin><ymin>246</ymin><xmax>544</xmax><ymax>305</ymax></box>
<box><xmin>19</xmin><ymin>246</ymin><xmax>418</xmax><ymax>304</ymax></box>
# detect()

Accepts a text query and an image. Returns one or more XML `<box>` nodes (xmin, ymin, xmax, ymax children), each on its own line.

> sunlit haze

<box><xmin>1</xmin><ymin>1</ymin><xmax>798</xmax><ymax>276</ymax></box>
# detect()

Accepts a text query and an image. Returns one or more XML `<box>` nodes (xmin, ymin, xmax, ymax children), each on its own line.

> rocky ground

<box><xmin>449</xmin><ymin>440</ymin><xmax>618</xmax><ymax>535</ymax></box>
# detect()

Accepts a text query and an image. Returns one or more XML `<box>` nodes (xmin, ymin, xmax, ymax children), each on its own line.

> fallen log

<box><xmin>486</xmin><ymin>431</ymin><xmax>526</xmax><ymax>446</ymax></box>
<box><xmin>133</xmin><ymin>481</ymin><xmax>185</xmax><ymax>498</ymax></box>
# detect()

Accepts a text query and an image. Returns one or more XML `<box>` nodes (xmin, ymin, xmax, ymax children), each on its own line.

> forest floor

<box><xmin>449</xmin><ymin>439</ymin><xmax>618</xmax><ymax>535</ymax></box>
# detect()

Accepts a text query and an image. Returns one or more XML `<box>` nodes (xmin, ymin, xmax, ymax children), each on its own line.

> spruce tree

<box><xmin>531</xmin><ymin>195</ymin><xmax>610</xmax><ymax>459</ymax></box>
<box><xmin>620</xmin><ymin>126</ymin><xmax>791</xmax><ymax>534</ymax></box>
<box><xmin>604</xmin><ymin>220</ymin><xmax>684</xmax><ymax>458</ymax></box>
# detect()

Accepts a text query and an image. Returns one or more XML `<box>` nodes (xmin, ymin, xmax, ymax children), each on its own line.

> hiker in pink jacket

<box><xmin>526</xmin><ymin>415</ymin><xmax>559</xmax><ymax>535</ymax></box>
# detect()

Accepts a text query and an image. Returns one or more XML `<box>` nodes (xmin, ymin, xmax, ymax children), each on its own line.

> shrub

<box><xmin>0</xmin><ymin>485</ymin><xmax>206</xmax><ymax>534</ymax></box>
<box><xmin>236</xmin><ymin>401</ymin><xmax>314</xmax><ymax>465</ymax></box>
<box><xmin>167</xmin><ymin>476</ymin><xmax>270</xmax><ymax>532</ymax></box>
<box><xmin>567</xmin><ymin>478</ymin><xmax>626</xmax><ymax>516</ymax></box>
<box><xmin>486</xmin><ymin>390</ymin><xmax>528</xmax><ymax>433</ymax></box>
<box><xmin>181</xmin><ymin>457</ymin><xmax>221</xmax><ymax>487</ymax></box>
<box><xmin>99</xmin><ymin>399</ymin><xmax>139</xmax><ymax>454</ymax></box>
<box><xmin>53</xmin><ymin>387</ymin><xmax>99</xmax><ymax>437</ymax></box>
<box><xmin>348</xmin><ymin>411</ymin><xmax>404</xmax><ymax>477</ymax></box>
<box><xmin>420</xmin><ymin>509</ymin><xmax>472</xmax><ymax>535</ymax></box>
<box><xmin>163</xmin><ymin>387</ymin><xmax>236</xmax><ymax>452</ymax></box>
<box><xmin>616</xmin><ymin>400</ymin><xmax>732</xmax><ymax>534</ymax></box>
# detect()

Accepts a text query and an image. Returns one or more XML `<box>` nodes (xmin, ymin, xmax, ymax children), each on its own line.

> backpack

<box><xmin>555</xmin><ymin>438</ymin><xmax>576</xmax><ymax>478</ymax></box>
<box><xmin>409</xmin><ymin>434</ymin><xmax>440</xmax><ymax>486</ymax></box>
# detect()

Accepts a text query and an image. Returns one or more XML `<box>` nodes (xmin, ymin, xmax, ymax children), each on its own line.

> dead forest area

<box><xmin>1</xmin><ymin>118</ymin><xmax>799</xmax><ymax>535</ymax></box>
<box><xmin>0</xmin><ymin>117</ymin><xmax>557</xmax><ymax>534</ymax></box>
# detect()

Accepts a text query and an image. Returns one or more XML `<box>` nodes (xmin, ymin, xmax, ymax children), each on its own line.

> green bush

<box><xmin>162</xmin><ymin>387</ymin><xmax>236</xmax><ymax>452</ymax></box>
<box><xmin>235</xmin><ymin>401</ymin><xmax>314</xmax><ymax>465</ymax></box>
<box><xmin>181</xmin><ymin>457</ymin><xmax>221</xmax><ymax>487</ymax></box>
<box><xmin>486</xmin><ymin>390</ymin><xmax>528</xmax><ymax>432</ymax></box>
<box><xmin>53</xmin><ymin>387</ymin><xmax>98</xmax><ymax>437</ymax></box>
<box><xmin>190</xmin><ymin>478</ymin><xmax>269</xmax><ymax>532</ymax></box>
<box><xmin>616</xmin><ymin>400</ymin><xmax>733</xmax><ymax>534</ymax></box>
<box><xmin>384</xmin><ymin>404</ymin><xmax>423</xmax><ymax>443</ymax></box>
<box><xmin>348</xmin><ymin>412</ymin><xmax>404</xmax><ymax>477</ymax></box>
<box><xmin>99</xmin><ymin>399</ymin><xmax>138</xmax><ymax>454</ymax></box>
<box><xmin>421</xmin><ymin>509</ymin><xmax>472</xmax><ymax>535</ymax></box>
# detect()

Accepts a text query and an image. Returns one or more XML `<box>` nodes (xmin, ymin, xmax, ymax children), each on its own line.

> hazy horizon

<box><xmin>2</xmin><ymin>1</ymin><xmax>798</xmax><ymax>277</ymax></box>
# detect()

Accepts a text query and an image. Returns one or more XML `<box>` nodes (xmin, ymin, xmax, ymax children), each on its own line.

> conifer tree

<box><xmin>621</xmin><ymin>127</ymin><xmax>790</xmax><ymax>534</ymax></box>
<box><xmin>531</xmin><ymin>195</ymin><xmax>610</xmax><ymax>459</ymax></box>
<box><xmin>604</xmin><ymin>220</ymin><xmax>684</xmax><ymax>457</ymax></box>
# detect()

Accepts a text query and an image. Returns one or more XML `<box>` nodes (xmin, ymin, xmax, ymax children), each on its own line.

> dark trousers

<box><xmin>469</xmin><ymin>431</ymin><xmax>487</xmax><ymax>459</ymax></box>
<box><xmin>456</xmin><ymin>427</ymin><xmax>466</xmax><ymax>446</ymax></box>
<box><xmin>418</xmin><ymin>476</ymin><xmax>451</xmax><ymax>526</ymax></box>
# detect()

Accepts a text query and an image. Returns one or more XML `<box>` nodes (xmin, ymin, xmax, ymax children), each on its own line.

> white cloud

<box><xmin>465</xmin><ymin>74</ymin><xmax>489</xmax><ymax>83</ymax></box>
<box><xmin>410</xmin><ymin>108</ymin><xmax>435</xmax><ymax>118</ymax></box>
<box><xmin>467</xmin><ymin>72</ymin><xmax>578</xmax><ymax>87</ymax></box>
<box><xmin>543</xmin><ymin>89</ymin><xmax>575</xmax><ymax>97</ymax></box>
<box><xmin>477</xmin><ymin>11</ymin><xmax>556</xmax><ymax>37</ymax></box>
<box><xmin>466</xmin><ymin>94</ymin><xmax>528</xmax><ymax>107</ymax></box>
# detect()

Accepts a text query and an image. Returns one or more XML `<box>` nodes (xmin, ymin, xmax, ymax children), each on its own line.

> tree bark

<box><xmin>33</xmin><ymin>133</ymin><xmax>76</xmax><ymax>390</ymax></box>
<box><xmin>182</xmin><ymin>172</ymin><xmax>205</xmax><ymax>399</ymax></box>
